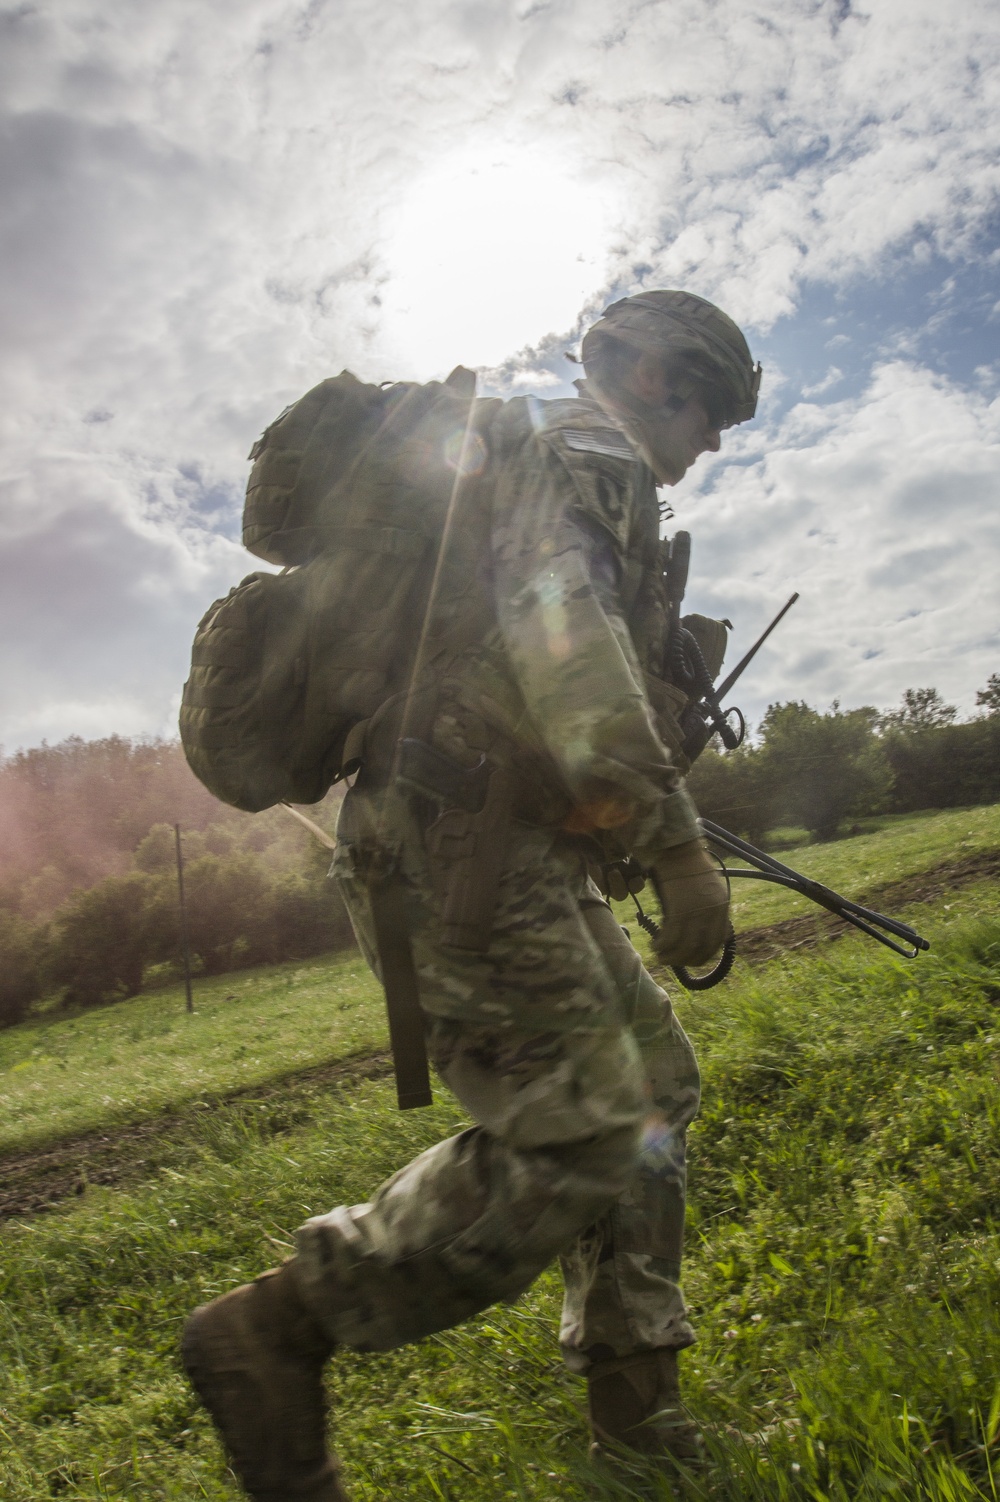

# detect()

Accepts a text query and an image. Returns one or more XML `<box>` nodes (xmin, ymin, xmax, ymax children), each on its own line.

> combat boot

<box><xmin>182</xmin><ymin>1260</ymin><xmax>346</xmax><ymax>1501</ymax></box>
<box><xmin>587</xmin><ymin>1348</ymin><xmax>702</xmax><ymax>1466</ymax></box>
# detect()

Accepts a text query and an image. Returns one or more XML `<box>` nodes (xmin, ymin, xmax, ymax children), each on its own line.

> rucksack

<box><xmin>179</xmin><ymin>367</ymin><xmax>502</xmax><ymax>812</ymax></box>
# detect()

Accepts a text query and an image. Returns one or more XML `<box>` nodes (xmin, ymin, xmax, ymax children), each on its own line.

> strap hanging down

<box><xmin>368</xmin><ymin>874</ymin><xmax>433</xmax><ymax>1110</ymax></box>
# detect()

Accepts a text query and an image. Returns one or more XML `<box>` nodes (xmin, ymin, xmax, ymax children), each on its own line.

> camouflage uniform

<box><xmin>293</xmin><ymin>390</ymin><xmax>703</xmax><ymax>1371</ymax></box>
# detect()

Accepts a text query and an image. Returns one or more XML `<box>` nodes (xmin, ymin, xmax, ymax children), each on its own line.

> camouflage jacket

<box><xmin>425</xmin><ymin>390</ymin><xmax>700</xmax><ymax>864</ymax></box>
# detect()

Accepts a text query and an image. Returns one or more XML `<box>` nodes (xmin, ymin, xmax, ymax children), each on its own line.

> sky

<box><xmin>1</xmin><ymin>0</ymin><xmax>998</xmax><ymax>756</ymax></box>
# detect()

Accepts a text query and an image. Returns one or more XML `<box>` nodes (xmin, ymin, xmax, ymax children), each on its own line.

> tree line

<box><xmin>0</xmin><ymin>737</ymin><xmax>353</xmax><ymax>1027</ymax></box>
<box><xmin>1</xmin><ymin>673</ymin><xmax>998</xmax><ymax>1027</ymax></box>
<box><xmin>687</xmin><ymin>676</ymin><xmax>1000</xmax><ymax>844</ymax></box>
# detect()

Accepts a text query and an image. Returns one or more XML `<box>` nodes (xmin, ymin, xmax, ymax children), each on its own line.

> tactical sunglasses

<box><xmin>695</xmin><ymin>384</ymin><xmax>737</xmax><ymax>432</ymax></box>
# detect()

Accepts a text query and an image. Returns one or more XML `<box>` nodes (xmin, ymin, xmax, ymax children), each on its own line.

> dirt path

<box><xmin>0</xmin><ymin>1051</ymin><xmax>392</xmax><ymax>1225</ymax></box>
<box><xmin>731</xmin><ymin>848</ymin><xmax>1000</xmax><ymax>965</ymax></box>
<box><xmin>2</xmin><ymin>849</ymin><xmax>997</xmax><ymax>1226</ymax></box>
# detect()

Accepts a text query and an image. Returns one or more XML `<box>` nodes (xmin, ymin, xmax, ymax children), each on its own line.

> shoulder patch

<box><xmin>562</xmin><ymin>428</ymin><xmax>636</xmax><ymax>461</ymax></box>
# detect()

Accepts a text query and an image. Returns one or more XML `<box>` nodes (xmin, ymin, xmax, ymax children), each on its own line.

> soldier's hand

<box><xmin>650</xmin><ymin>838</ymin><xmax>730</xmax><ymax>967</ymax></box>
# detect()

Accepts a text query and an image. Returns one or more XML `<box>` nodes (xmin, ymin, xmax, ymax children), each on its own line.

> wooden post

<box><xmin>174</xmin><ymin>823</ymin><xmax>194</xmax><ymax>1013</ymax></box>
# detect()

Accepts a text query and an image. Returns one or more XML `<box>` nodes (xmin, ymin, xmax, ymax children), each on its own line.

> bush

<box><xmin>685</xmin><ymin>743</ymin><xmax>770</xmax><ymax>843</ymax></box>
<box><xmin>756</xmin><ymin>701</ymin><xmax>893</xmax><ymax>842</ymax></box>
<box><xmin>50</xmin><ymin>872</ymin><xmax>159</xmax><ymax>1008</ymax></box>
<box><xmin>164</xmin><ymin>853</ymin><xmax>272</xmax><ymax>975</ymax></box>
<box><xmin>21</xmin><ymin>847</ymin><xmax>356</xmax><ymax>1023</ymax></box>
<box><xmin>0</xmin><ymin>911</ymin><xmax>48</xmax><ymax>1026</ymax></box>
<box><xmin>687</xmin><ymin>702</ymin><xmax>894</xmax><ymax>844</ymax></box>
<box><xmin>884</xmin><ymin>715</ymin><xmax>1000</xmax><ymax>813</ymax></box>
<box><xmin>265</xmin><ymin>869</ymin><xmax>356</xmax><ymax>962</ymax></box>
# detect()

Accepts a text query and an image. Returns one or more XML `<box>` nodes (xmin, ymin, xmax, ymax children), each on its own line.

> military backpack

<box><xmin>179</xmin><ymin>367</ymin><xmax>501</xmax><ymax>811</ymax></box>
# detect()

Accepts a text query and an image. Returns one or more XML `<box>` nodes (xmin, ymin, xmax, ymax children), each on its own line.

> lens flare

<box><xmin>442</xmin><ymin>427</ymin><xmax>487</xmax><ymax>477</ymax></box>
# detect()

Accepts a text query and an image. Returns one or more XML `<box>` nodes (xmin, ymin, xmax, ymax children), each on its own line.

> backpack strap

<box><xmin>366</xmin><ymin>858</ymin><xmax>433</xmax><ymax>1111</ymax></box>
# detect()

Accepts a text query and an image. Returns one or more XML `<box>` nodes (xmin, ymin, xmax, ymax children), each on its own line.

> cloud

<box><xmin>678</xmin><ymin>361</ymin><xmax>1000</xmax><ymax>722</ymax></box>
<box><xmin>0</xmin><ymin>0</ymin><xmax>998</xmax><ymax>748</ymax></box>
<box><xmin>0</xmin><ymin>457</ymin><xmax>244</xmax><ymax>750</ymax></box>
<box><xmin>802</xmin><ymin>366</ymin><xmax>844</xmax><ymax>397</ymax></box>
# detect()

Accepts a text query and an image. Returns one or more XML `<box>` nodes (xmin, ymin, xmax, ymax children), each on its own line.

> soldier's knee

<box><xmin>569</xmin><ymin>1113</ymin><xmax>646</xmax><ymax>1206</ymax></box>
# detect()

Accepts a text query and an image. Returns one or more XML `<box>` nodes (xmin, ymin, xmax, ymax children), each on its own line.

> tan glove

<box><xmin>650</xmin><ymin>838</ymin><xmax>730</xmax><ymax>967</ymax></box>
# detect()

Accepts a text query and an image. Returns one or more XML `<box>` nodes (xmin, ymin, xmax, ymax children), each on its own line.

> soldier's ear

<box><xmin>629</xmin><ymin>352</ymin><xmax>675</xmax><ymax>409</ymax></box>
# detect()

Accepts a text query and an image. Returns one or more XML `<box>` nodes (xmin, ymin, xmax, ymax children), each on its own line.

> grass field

<box><xmin>617</xmin><ymin>802</ymin><xmax>1000</xmax><ymax>984</ymax></box>
<box><xmin>0</xmin><ymin>954</ymin><xmax>387</xmax><ymax>1157</ymax></box>
<box><xmin>2</xmin><ymin>802</ymin><xmax>996</xmax><ymax>1161</ymax></box>
<box><xmin>694</xmin><ymin>802</ymin><xmax>1000</xmax><ymax>931</ymax></box>
<box><xmin>1</xmin><ymin>807</ymin><xmax>999</xmax><ymax>1499</ymax></box>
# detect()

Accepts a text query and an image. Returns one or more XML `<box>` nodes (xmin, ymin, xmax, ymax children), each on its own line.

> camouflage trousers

<box><xmin>293</xmin><ymin>788</ymin><xmax>701</xmax><ymax>1373</ymax></box>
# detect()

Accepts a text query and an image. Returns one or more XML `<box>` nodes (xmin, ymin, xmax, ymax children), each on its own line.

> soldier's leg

<box><xmin>183</xmin><ymin>815</ymin><xmax>648</xmax><ymax>1499</ymax></box>
<box><xmin>293</xmin><ymin>1016</ymin><xmax>648</xmax><ymax>1350</ymax></box>
<box><xmin>559</xmin><ymin>898</ymin><xmax>701</xmax><ymax>1373</ymax></box>
<box><xmin>291</xmin><ymin>805</ymin><xmax>654</xmax><ymax>1350</ymax></box>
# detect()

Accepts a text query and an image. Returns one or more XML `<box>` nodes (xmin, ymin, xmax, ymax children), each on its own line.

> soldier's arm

<box><xmin>491</xmin><ymin>433</ymin><xmax>698</xmax><ymax>856</ymax></box>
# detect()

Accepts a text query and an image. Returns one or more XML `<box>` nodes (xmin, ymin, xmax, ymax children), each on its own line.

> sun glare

<box><xmin>381</xmin><ymin>147</ymin><xmax>620</xmax><ymax>376</ymax></box>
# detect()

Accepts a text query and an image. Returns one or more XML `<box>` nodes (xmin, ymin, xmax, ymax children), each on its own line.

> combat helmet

<box><xmin>582</xmin><ymin>290</ymin><xmax>762</xmax><ymax>427</ymax></box>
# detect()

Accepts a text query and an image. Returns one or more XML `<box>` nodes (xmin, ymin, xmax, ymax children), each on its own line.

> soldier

<box><xmin>182</xmin><ymin>289</ymin><xmax>762</xmax><ymax>1499</ymax></box>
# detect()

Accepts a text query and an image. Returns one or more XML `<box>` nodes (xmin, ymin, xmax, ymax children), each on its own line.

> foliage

<box><xmin>878</xmin><ymin>685</ymin><xmax>958</xmax><ymax>730</ymax></box>
<box><xmin>0</xmin><ymin>911</ymin><xmax>48</xmax><ymax>1028</ymax></box>
<box><xmin>265</xmin><ymin>868</ymin><xmax>354</xmax><ymax>964</ymax></box>
<box><xmin>1</xmin><ymin>896</ymin><xmax>1000</xmax><ymax>1498</ymax></box>
<box><xmin>683</xmin><ymin>743</ymin><xmax>771</xmax><ymax>843</ymax></box>
<box><xmin>757</xmin><ymin>700</ymin><xmax>893</xmax><ymax>841</ymax></box>
<box><xmin>49</xmin><ymin>872</ymin><xmax>162</xmax><ymax>1007</ymax></box>
<box><xmin>0</xmin><ymin>736</ymin><xmax>227</xmax><ymax>910</ymax></box>
<box><xmin>7</xmin><ymin>805</ymin><xmax>1000</xmax><ymax>1156</ymax></box>
<box><xmin>688</xmin><ymin>702</ymin><xmax>892</xmax><ymax>844</ymax></box>
<box><xmin>0</xmin><ymin>833</ymin><xmax>356</xmax><ymax>1020</ymax></box>
<box><xmin>0</xmin><ymin>735</ymin><xmax>344</xmax><ymax>917</ymax></box>
<box><xmin>975</xmin><ymin>673</ymin><xmax>1000</xmax><ymax>714</ymax></box>
<box><xmin>688</xmin><ymin>677</ymin><xmax>999</xmax><ymax>843</ymax></box>
<box><xmin>4</xmin><ymin>676</ymin><xmax>999</xmax><ymax>1023</ymax></box>
<box><xmin>0</xmin><ymin>737</ymin><xmax>352</xmax><ymax>1018</ymax></box>
<box><xmin>172</xmin><ymin>853</ymin><xmax>273</xmax><ymax>975</ymax></box>
<box><xmin>882</xmin><ymin>715</ymin><xmax>1000</xmax><ymax>813</ymax></box>
<box><xmin>133</xmin><ymin>822</ymin><xmax>186</xmax><ymax>874</ymax></box>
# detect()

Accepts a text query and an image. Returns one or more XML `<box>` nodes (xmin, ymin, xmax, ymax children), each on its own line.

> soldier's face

<box><xmin>614</xmin><ymin>353</ymin><xmax>724</xmax><ymax>485</ymax></box>
<box><xmin>651</xmin><ymin>394</ymin><xmax>723</xmax><ymax>485</ymax></box>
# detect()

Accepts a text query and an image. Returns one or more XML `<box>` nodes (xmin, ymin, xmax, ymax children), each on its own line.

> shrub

<box><xmin>884</xmin><ymin>716</ymin><xmax>1000</xmax><ymax>812</ymax></box>
<box><xmin>0</xmin><ymin>911</ymin><xmax>48</xmax><ymax>1026</ymax></box>
<box><xmin>166</xmin><ymin>853</ymin><xmax>272</xmax><ymax>974</ymax></box>
<box><xmin>685</xmin><ymin>743</ymin><xmax>770</xmax><ymax>843</ymax></box>
<box><xmin>50</xmin><ymin>872</ymin><xmax>158</xmax><ymax>1007</ymax></box>
<box><xmin>757</xmin><ymin>701</ymin><xmax>892</xmax><ymax>842</ymax></box>
<box><xmin>265</xmin><ymin>870</ymin><xmax>356</xmax><ymax>962</ymax></box>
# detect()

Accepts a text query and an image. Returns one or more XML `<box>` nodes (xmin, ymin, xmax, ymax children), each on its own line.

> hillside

<box><xmin>2</xmin><ymin>805</ymin><xmax>995</xmax><ymax>1165</ymax></box>
<box><xmin>4</xmin><ymin>713</ymin><xmax>997</xmax><ymax>1020</ymax></box>
<box><xmin>0</xmin><ymin>809</ymin><xmax>999</xmax><ymax>1499</ymax></box>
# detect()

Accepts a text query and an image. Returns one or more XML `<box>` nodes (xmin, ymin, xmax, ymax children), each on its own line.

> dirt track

<box><xmin>731</xmin><ymin>848</ymin><xmax>1000</xmax><ymax>964</ymax></box>
<box><xmin>2</xmin><ymin>849</ymin><xmax>997</xmax><ymax>1226</ymax></box>
<box><xmin>0</xmin><ymin>1052</ymin><xmax>393</xmax><ymax>1226</ymax></box>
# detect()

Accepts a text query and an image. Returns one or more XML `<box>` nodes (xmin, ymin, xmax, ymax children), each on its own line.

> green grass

<box><xmin>0</xmin><ymin>954</ymin><xmax>387</xmax><ymax>1156</ymax></box>
<box><xmin>2</xmin><ymin>875</ymin><xmax>1000</xmax><ymax>1498</ymax></box>
<box><xmin>2</xmin><ymin>805</ymin><xmax>996</xmax><ymax>1162</ymax></box>
<box><xmin>720</xmin><ymin>803</ymin><xmax>1000</xmax><ymax>931</ymax></box>
<box><xmin>609</xmin><ymin>803</ymin><xmax>1000</xmax><ymax>950</ymax></box>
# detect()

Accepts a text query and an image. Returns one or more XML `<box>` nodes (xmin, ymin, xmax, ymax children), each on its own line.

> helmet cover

<box><xmin>582</xmin><ymin>289</ymin><xmax>762</xmax><ymax>426</ymax></box>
